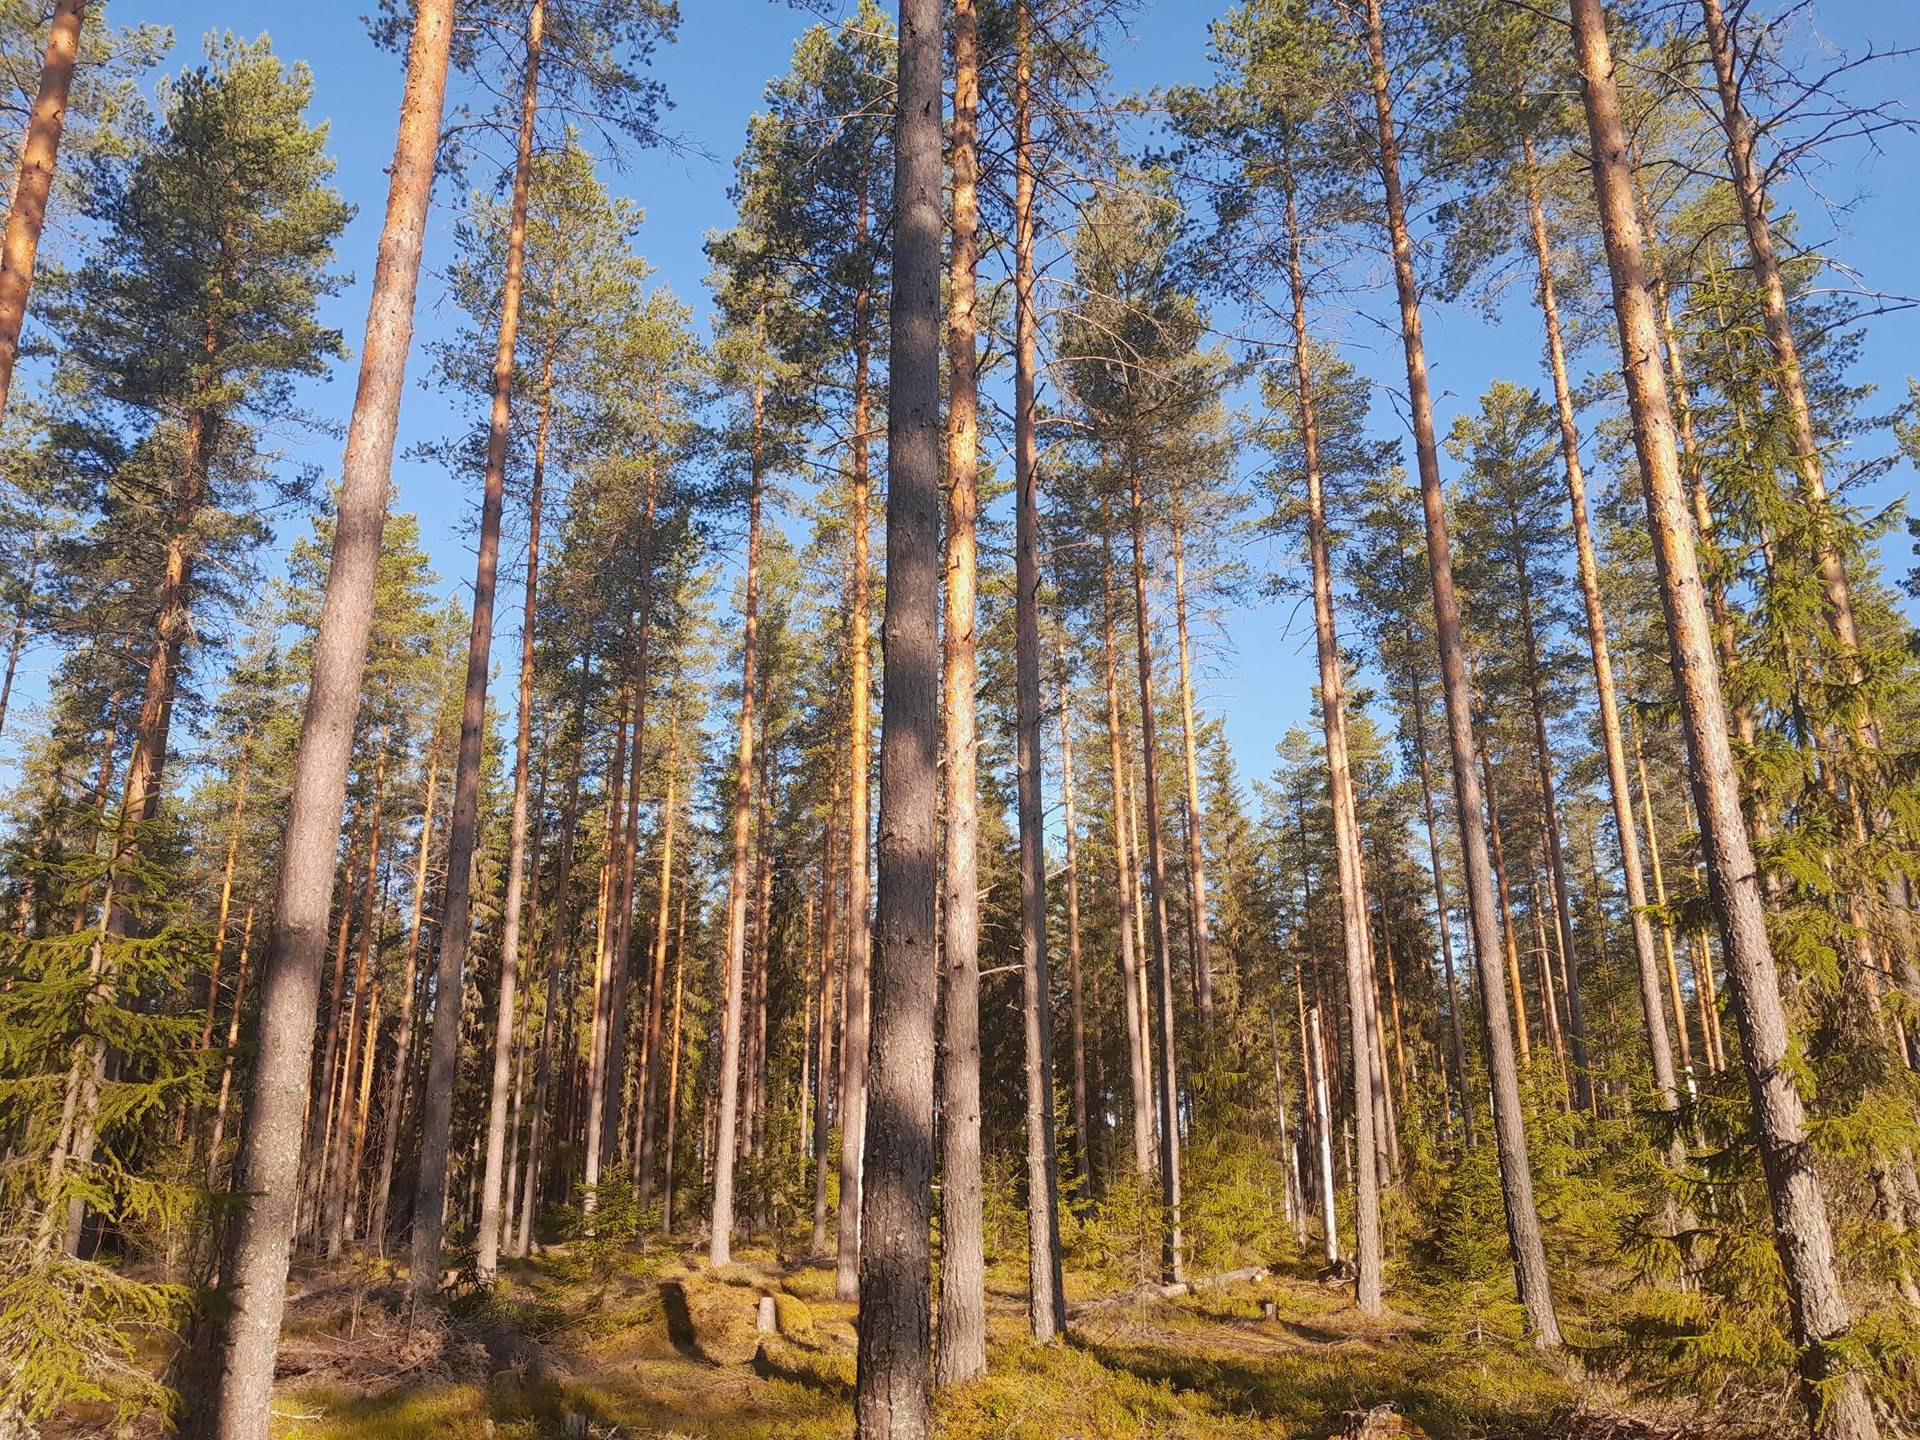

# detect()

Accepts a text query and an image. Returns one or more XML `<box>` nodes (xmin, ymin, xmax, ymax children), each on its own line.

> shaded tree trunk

<box><xmin>1170</xmin><ymin>511</ymin><xmax>1215</xmax><ymax>1043</ymax></box>
<box><xmin>853</xmin><ymin>0</ymin><xmax>941</xmax><ymax>1424</ymax></box>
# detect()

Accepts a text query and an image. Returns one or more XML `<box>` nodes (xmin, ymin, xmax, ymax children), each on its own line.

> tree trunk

<box><xmin>813</xmin><ymin>774</ymin><xmax>843</xmax><ymax>1256</ymax></box>
<box><xmin>324</xmin><ymin>734</ymin><xmax>390</xmax><ymax>1256</ymax></box>
<box><xmin>204</xmin><ymin>904</ymin><xmax>256</xmax><ymax>1185</ymax></box>
<box><xmin>636</xmin><ymin>722</ymin><xmax>680</xmax><ymax>1212</ymax></box>
<box><xmin>1127</xmin><ymin>463</ymin><xmax>1185</xmax><ymax>1288</ymax></box>
<box><xmin>1569</xmin><ymin>3</ymin><xmax>1875</xmax><ymax>1429</ymax></box>
<box><xmin>1060</xmin><ymin>656</ymin><xmax>1092</xmax><ymax>1197</ymax></box>
<box><xmin>190</xmin><ymin>2</ymin><xmax>454</xmax><ymax>1428</ymax></box>
<box><xmin>1170</xmin><ymin>513</ymin><xmax>1215</xmax><ymax>1043</ymax></box>
<box><xmin>708</xmin><ymin>332</ymin><xmax>767</xmax><ymax>1269</ymax></box>
<box><xmin>1360</xmin><ymin>0</ymin><xmax>1560</xmax><ymax>1346</ymax></box>
<box><xmin>662</xmin><ymin>887</ymin><xmax>689</xmax><ymax>1233</ymax></box>
<box><xmin>1509</xmin><ymin>525</ymin><xmax>1591</xmax><ymax>1112</ymax></box>
<box><xmin>853</xmin><ymin>0</ymin><xmax>940</xmax><ymax>1423</ymax></box>
<box><xmin>1101</xmin><ymin>518</ymin><xmax>1155</xmax><ymax>1176</ymax></box>
<box><xmin>1633</xmin><ymin>712</ymin><xmax>1696</xmax><ymax>1085</ymax></box>
<box><xmin>838</xmin><ymin>237</ymin><xmax>877</xmax><ymax>1307</ymax></box>
<box><xmin>516</xmin><ymin>684</ymin><xmax>587</xmax><ymax>1256</ymax></box>
<box><xmin>1011</xmin><ymin>17</ymin><xmax>1067</xmax><ymax>1340</ymax></box>
<box><xmin>1521</xmin><ymin>138</ymin><xmax>1678</xmax><ymax>1111</ymax></box>
<box><xmin>408</xmin><ymin>0</ymin><xmax>542</xmax><ymax>1312</ymax></box>
<box><xmin>0</xmin><ymin>0</ymin><xmax>84</xmax><ymax>422</ymax></box>
<box><xmin>1408</xmin><ymin>674</ymin><xmax>1472</xmax><ymax>1142</ymax></box>
<box><xmin>476</xmin><ymin>354</ymin><xmax>554</xmax><ymax>1281</ymax></box>
<box><xmin>584</xmin><ymin>681</ymin><xmax>631</xmax><ymax>1204</ymax></box>
<box><xmin>1282</xmin><ymin>154</ymin><xmax>1381</xmax><ymax>1312</ymax></box>
<box><xmin>934</xmin><ymin>0</ymin><xmax>987</xmax><ymax>1383</ymax></box>
<box><xmin>1308</xmin><ymin>1007</ymin><xmax>1339</xmax><ymax>1266</ymax></box>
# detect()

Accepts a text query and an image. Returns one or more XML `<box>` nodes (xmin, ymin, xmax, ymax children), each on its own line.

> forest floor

<box><xmin>232</xmin><ymin>1241</ymin><xmax>1764</xmax><ymax>1440</ymax></box>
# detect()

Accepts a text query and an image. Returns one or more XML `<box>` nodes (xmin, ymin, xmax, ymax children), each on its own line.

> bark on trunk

<box><xmin>1521</xmin><ymin>139</ymin><xmax>1678</xmax><ymax>1110</ymax></box>
<box><xmin>408</xmin><ymin>0</ymin><xmax>542</xmax><ymax>1312</ymax></box>
<box><xmin>636</xmin><ymin>721</ymin><xmax>680</xmax><ymax>1211</ymax></box>
<box><xmin>191</xmin><ymin>3</ymin><xmax>454</xmax><ymax>1429</ymax></box>
<box><xmin>1060</xmin><ymin>657</ymin><xmax>1092</xmax><ymax>1196</ymax></box>
<box><xmin>1012</xmin><ymin>18</ymin><xmax>1067</xmax><ymax>1340</ymax></box>
<box><xmin>0</xmin><ymin>0</ymin><xmax>84</xmax><ymax>422</ymax></box>
<box><xmin>1170</xmin><ymin>513</ymin><xmax>1215</xmax><ymax>1042</ymax></box>
<box><xmin>853</xmin><ymin>0</ymin><xmax>941</xmax><ymax>1424</ymax></box>
<box><xmin>708</xmin><ymin>331</ymin><xmax>767</xmax><ymax>1268</ymax></box>
<box><xmin>934</xmin><ymin>0</ymin><xmax>987</xmax><ymax>1382</ymax></box>
<box><xmin>1127</xmin><ymin>464</ymin><xmax>1185</xmax><ymax>1287</ymax></box>
<box><xmin>1360</xmin><ymin>0</ymin><xmax>1560</xmax><ymax>1346</ymax></box>
<box><xmin>1282</xmin><ymin>154</ymin><xmax>1381</xmax><ymax>1311</ymax></box>
<box><xmin>1570</xmin><ymin>3</ymin><xmax>1874</xmax><ymax>1429</ymax></box>
<box><xmin>1101</xmin><ymin>519</ymin><xmax>1155</xmax><ymax>1176</ymax></box>
<box><xmin>476</xmin><ymin>359</ymin><xmax>554</xmax><ymax>1281</ymax></box>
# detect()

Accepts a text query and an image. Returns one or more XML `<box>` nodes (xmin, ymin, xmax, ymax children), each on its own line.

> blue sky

<box><xmin>12</xmin><ymin>0</ymin><xmax>1918</xmax><ymax>797</ymax></box>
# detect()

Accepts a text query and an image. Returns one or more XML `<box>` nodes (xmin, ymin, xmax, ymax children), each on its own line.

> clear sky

<box><xmin>15</xmin><ymin>0</ymin><xmax>1918</xmax><ymax>797</ymax></box>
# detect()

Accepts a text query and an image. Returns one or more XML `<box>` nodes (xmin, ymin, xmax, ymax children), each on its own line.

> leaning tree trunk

<box><xmin>1127</xmin><ymin>462</ymin><xmax>1185</xmax><ymax>1288</ymax></box>
<box><xmin>1282</xmin><ymin>155</ymin><xmax>1381</xmax><ymax>1314</ymax></box>
<box><xmin>189</xmin><ymin>2</ymin><xmax>454</xmax><ymax>1432</ymax></box>
<box><xmin>1359</xmin><ymin>0</ymin><xmax>1560</xmax><ymax>1346</ymax></box>
<box><xmin>1520</xmin><ymin>136</ymin><xmax>1678</xmax><ymax>1112</ymax></box>
<box><xmin>408</xmin><ymin>0</ymin><xmax>543</xmax><ymax>1312</ymax></box>
<box><xmin>476</xmin><ymin>354</ymin><xmax>555</xmax><ymax>1281</ymax></box>
<box><xmin>852</xmin><ymin>0</ymin><xmax>941</xmax><ymax>1427</ymax></box>
<box><xmin>0</xmin><ymin>0</ymin><xmax>85</xmax><ymax>423</ymax></box>
<box><xmin>1569</xmin><ymin>4</ymin><xmax>1875</xmax><ymax>1430</ymax></box>
<box><xmin>1012</xmin><ymin>15</ymin><xmax>1066</xmax><ymax>1337</ymax></box>
<box><xmin>708</xmin><ymin>340</ymin><xmax>766</xmax><ymax>1269</ymax></box>
<box><xmin>933</xmin><ymin>0</ymin><xmax>987</xmax><ymax>1385</ymax></box>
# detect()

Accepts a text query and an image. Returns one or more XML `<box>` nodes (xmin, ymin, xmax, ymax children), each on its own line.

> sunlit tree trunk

<box><xmin>476</xmin><ymin>352</ymin><xmax>554</xmax><ymax>1280</ymax></box>
<box><xmin>1127</xmin><ymin>461</ymin><xmax>1184</xmax><ymax>1287</ymax></box>
<box><xmin>1170</xmin><ymin>511</ymin><xmax>1215</xmax><ymax>1042</ymax></box>
<box><xmin>191</xmin><ymin>3</ymin><xmax>455</xmax><ymax>1428</ymax></box>
<box><xmin>1282</xmin><ymin>153</ymin><xmax>1379</xmax><ymax>1311</ymax></box>
<box><xmin>1360</xmin><ymin>0</ymin><xmax>1559</xmax><ymax>1345</ymax></box>
<box><xmin>934</xmin><ymin>0</ymin><xmax>986</xmax><ymax>1382</ymax></box>
<box><xmin>1570</xmin><ymin>3</ymin><xmax>1875</xmax><ymax>1429</ymax></box>
<box><xmin>407</xmin><ymin>0</ymin><xmax>543</xmax><ymax>1311</ymax></box>
<box><xmin>1060</xmin><ymin>658</ymin><xmax>1092</xmax><ymax>1197</ymax></box>
<box><xmin>0</xmin><ymin>0</ymin><xmax>85</xmax><ymax>422</ymax></box>
<box><xmin>709</xmin><ymin>329</ymin><xmax>767</xmax><ymax>1268</ymax></box>
<box><xmin>1521</xmin><ymin>137</ymin><xmax>1678</xmax><ymax>1111</ymax></box>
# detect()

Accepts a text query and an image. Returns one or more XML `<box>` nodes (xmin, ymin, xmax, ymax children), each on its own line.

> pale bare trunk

<box><xmin>193</xmin><ymin>3</ymin><xmax>454</xmax><ymax>1427</ymax></box>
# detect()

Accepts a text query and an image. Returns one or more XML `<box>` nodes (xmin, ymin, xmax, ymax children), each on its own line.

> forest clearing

<box><xmin>0</xmin><ymin>0</ymin><xmax>1917</xmax><ymax>1437</ymax></box>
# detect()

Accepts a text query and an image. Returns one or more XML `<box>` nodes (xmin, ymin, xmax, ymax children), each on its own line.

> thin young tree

<box><xmin>1011</xmin><ymin>0</ymin><xmax>1067</xmax><ymax>1341</ymax></box>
